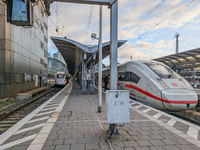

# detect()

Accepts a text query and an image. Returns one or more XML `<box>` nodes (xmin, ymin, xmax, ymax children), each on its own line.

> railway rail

<box><xmin>0</xmin><ymin>86</ymin><xmax>63</xmax><ymax>135</ymax></box>
<box><xmin>171</xmin><ymin>110</ymin><xmax>200</xmax><ymax>126</ymax></box>
<box><xmin>130</xmin><ymin>96</ymin><xmax>200</xmax><ymax>126</ymax></box>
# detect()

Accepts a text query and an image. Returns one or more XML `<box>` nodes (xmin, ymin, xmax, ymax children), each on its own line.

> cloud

<box><xmin>48</xmin><ymin>0</ymin><xmax>200</xmax><ymax>65</ymax></box>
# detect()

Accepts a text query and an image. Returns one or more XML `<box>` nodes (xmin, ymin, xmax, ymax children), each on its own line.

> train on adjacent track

<box><xmin>95</xmin><ymin>60</ymin><xmax>198</xmax><ymax>111</ymax></box>
<box><xmin>55</xmin><ymin>72</ymin><xmax>69</xmax><ymax>86</ymax></box>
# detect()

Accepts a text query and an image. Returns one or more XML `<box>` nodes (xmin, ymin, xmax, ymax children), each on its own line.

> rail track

<box><xmin>0</xmin><ymin>86</ymin><xmax>63</xmax><ymax>135</ymax></box>
<box><xmin>170</xmin><ymin>110</ymin><xmax>200</xmax><ymax>126</ymax></box>
<box><xmin>130</xmin><ymin>97</ymin><xmax>200</xmax><ymax>126</ymax></box>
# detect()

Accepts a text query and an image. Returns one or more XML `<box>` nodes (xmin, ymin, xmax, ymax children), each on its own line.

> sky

<box><xmin>48</xmin><ymin>0</ymin><xmax>200</xmax><ymax>66</ymax></box>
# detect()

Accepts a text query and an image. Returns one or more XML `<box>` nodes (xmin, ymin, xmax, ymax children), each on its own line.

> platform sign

<box><xmin>56</xmin><ymin>0</ymin><xmax>113</xmax><ymax>5</ymax></box>
<box><xmin>106</xmin><ymin>90</ymin><xmax>130</xmax><ymax>124</ymax></box>
<box><xmin>6</xmin><ymin>0</ymin><xmax>33</xmax><ymax>26</ymax></box>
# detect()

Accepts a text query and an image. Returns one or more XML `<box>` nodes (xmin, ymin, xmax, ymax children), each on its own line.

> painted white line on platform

<box><xmin>167</xmin><ymin>119</ymin><xmax>177</xmax><ymax>126</ymax></box>
<box><xmin>49</xmin><ymin>101</ymin><xmax>61</xmax><ymax>104</ymax></box>
<box><xmin>14</xmin><ymin>123</ymin><xmax>45</xmax><ymax>135</ymax></box>
<box><xmin>27</xmin><ymin>116</ymin><xmax>49</xmax><ymax>124</ymax></box>
<box><xmin>129</xmin><ymin>98</ymin><xmax>200</xmax><ymax>131</ymax></box>
<box><xmin>35</xmin><ymin>111</ymin><xmax>54</xmax><ymax>117</ymax></box>
<box><xmin>130</xmin><ymin>106</ymin><xmax>200</xmax><ymax>147</ymax></box>
<box><xmin>143</xmin><ymin>108</ymin><xmax>151</xmax><ymax>113</ymax></box>
<box><xmin>153</xmin><ymin>113</ymin><xmax>162</xmax><ymax>119</ymax></box>
<box><xmin>27</xmin><ymin>84</ymin><xmax>72</xmax><ymax>150</ymax></box>
<box><xmin>0</xmin><ymin>85</ymin><xmax>68</xmax><ymax>145</ymax></box>
<box><xmin>187</xmin><ymin>126</ymin><xmax>198</xmax><ymax>139</ymax></box>
<box><xmin>45</xmin><ymin>103</ymin><xmax>59</xmax><ymax>107</ymax></box>
<box><xmin>0</xmin><ymin>134</ymin><xmax>37</xmax><ymax>150</ymax></box>
<box><xmin>135</xmin><ymin>105</ymin><xmax>142</xmax><ymax>109</ymax></box>
<box><xmin>40</xmin><ymin>107</ymin><xmax>57</xmax><ymax>112</ymax></box>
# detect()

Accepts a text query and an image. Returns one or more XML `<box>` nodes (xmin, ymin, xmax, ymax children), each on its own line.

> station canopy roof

<box><xmin>51</xmin><ymin>37</ymin><xmax>126</xmax><ymax>75</ymax></box>
<box><xmin>153</xmin><ymin>48</ymin><xmax>200</xmax><ymax>70</ymax></box>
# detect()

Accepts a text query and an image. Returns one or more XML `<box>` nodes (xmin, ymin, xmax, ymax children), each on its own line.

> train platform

<box><xmin>0</xmin><ymin>81</ymin><xmax>200</xmax><ymax>150</ymax></box>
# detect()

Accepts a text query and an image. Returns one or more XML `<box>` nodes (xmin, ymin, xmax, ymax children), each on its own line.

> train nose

<box><xmin>161</xmin><ymin>89</ymin><xmax>198</xmax><ymax>111</ymax></box>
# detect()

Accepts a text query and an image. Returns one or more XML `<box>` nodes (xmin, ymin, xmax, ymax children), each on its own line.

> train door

<box><xmin>146</xmin><ymin>79</ymin><xmax>163</xmax><ymax>108</ymax></box>
<box><xmin>118</xmin><ymin>72</ymin><xmax>125</xmax><ymax>90</ymax></box>
<box><xmin>39</xmin><ymin>76</ymin><xmax>42</xmax><ymax>87</ymax></box>
<box><xmin>130</xmin><ymin>70</ymin><xmax>147</xmax><ymax>103</ymax></box>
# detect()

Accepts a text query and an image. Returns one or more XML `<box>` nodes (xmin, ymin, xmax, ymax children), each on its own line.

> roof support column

<box><xmin>98</xmin><ymin>5</ymin><xmax>103</xmax><ymax>113</ymax></box>
<box><xmin>82</xmin><ymin>55</ymin><xmax>86</xmax><ymax>94</ymax></box>
<box><xmin>90</xmin><ymin>61</ymin><xmax>95</xmax><ymax>94</ymax></box>
<box><xmin>110</xmin><ymin>0</ymin><xmax>118</xmax><ymax>90</ymax></box>
<box><xmin>93</xmin><ymin>60</ymin><xmax>95</xmax><ymax>92</ymax></box>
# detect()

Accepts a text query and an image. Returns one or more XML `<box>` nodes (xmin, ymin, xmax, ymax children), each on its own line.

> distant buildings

<box><xmin>48</xmin><ymin>51</ymin><xmax>66</xmax><ymax>66</ymax></box>
<box><xmin>0</xmin><ymin>1</ymin><xmax>49</xmax><ymax>98</ymax></box>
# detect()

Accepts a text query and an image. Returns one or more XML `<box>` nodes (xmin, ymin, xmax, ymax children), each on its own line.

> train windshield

<box><xmin>56</xmin><ymin>74</ymin><xmax>64</xmax><ymax>79</ymax></box>
<box><xmin>145</xmin><ymin>63</ymin><xmax>177</xmax><ymax>79</ymax></box>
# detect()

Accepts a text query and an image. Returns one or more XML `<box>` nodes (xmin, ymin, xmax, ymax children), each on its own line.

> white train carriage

<box><xmin>55</xmin><ymin>72</ymin><xmax>68</xmax><ymax>86</ymax></box>
<box><xmin>96</xmin><ymin>60</ymin><xmax>198</xmax><ymax>111</ymax></box>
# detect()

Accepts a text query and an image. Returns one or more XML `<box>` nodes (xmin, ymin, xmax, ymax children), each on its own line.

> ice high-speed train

<box><xmin>55</xmin><ymin>72</ymin><xmax>68</xmax><ymax>86</ymax></box>
<box><xmin>96</xmin><ymin>60</ymin><xmax>198</xmax><ymax>111</ymax></box>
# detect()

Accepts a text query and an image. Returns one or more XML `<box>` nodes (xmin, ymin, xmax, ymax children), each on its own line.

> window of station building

<box><xmin>44</xmin><ymin>36</ymin><xmax>48</xmax><ymax>43</ymax></box>
<box><xmin>40</xmin><ymin>42</ymin><xmax>44</xmax><ymax>49</ymax></box>
<box><xmin>41</xmin><ymin>8</ymin><xmax>44</xmax><ymax>17</ymax></box>
<box><xmin>40</xmin><ymin>58</ymin><xmax>44</xmax><ymax>65</ymax></box>
<box><xmin>44</xmin><ymin>50</ymin><xmax>48</xmax><ymax>58</ymax></box>
<box><xmin>44</xmin><ymin>22</ymin><xmax>48</xmax><ymax>30</ymax></box>
<box><xmin>44</xmin><ymin>63</ymin><xmax>47</xmax><ymax>68</ymax></box>
<box><xmin>41</xmin><ymin>24</ymin><xmax>44</xmax><ymax>33</ymax></box>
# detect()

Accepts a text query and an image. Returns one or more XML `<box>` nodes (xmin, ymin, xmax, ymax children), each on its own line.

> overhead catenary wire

<box><xmin>84</xmin><ymin>5</ymin><xmax>94</xmax><ymax>44</ymax></box>
<box><xmin>120</xmin><ymin>0</ymin><xmax>165</xmax><ymax>40</ymax></box>
<box><xmin>140</xmin><ymin>33</ymin><xmax>200</xmax><ymax>57</ymax></box>
<box><xmin>119</xmin><ymin>0</ymin><xmax>196</xmax><ymax>50</ymax></box>
<box><xmin>129</xmin><ymin>15</ymin><xmax>200</xmax><ymax>55</ymax></box>
<box><xmin>51</xmin><ymin>3</ymin><xmax>70</xmax><ymax>38</ymax></box>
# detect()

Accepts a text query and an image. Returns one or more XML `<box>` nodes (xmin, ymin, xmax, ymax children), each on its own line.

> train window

<box><xmin>118</xmin><ymin>72</ymin><xmax>125</xmax><ymax>81</ymax></box>
<box><xmin>130</xmin><ymin>72</ymin><xmax>140</xmax><ymax>84</ymax></box>
<box><xmin>56</xmin><ymin>74</ymin><xmax>64</xmax><ymax>79</ymax></box>
<box><xmin>145</xmin><ymin>63</ymin><xmax>177</xmax><ymax>79</ymax></box>
<box><xmin>125</xmin><ymin>72</ymin><xmax>131</xmax><ymax>81</ymax></box>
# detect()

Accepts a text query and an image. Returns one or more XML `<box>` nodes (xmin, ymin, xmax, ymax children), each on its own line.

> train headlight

<box><xmin>179</xmin><ymin>79</ymin><xmax>187</xmax><ymax>89</ymax></box>
<box><xmin>157</xmin><ymin>79</ymin><xmax>169</xmax><ymax>89</ymax></box>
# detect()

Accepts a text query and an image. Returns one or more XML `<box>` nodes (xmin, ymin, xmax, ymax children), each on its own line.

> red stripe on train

<box><xmin>125</xmin><ymin>84</ymin><xmax>198</xmax><ymax>104</ymax></box>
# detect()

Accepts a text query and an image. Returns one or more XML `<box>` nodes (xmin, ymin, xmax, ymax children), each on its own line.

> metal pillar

<box><xmin>93</xmin><ymin>61</ymin><xmax>95</xmax><ymax>92</ymax></box>
<box><xmin>82</xmin><ymin>58</ymin><xmax>84</xmax><ymax>88</ymax></box>
<box><xmin>82</xmin><ymin>55</ymin><xmax>86</xmax><ymax>94</ymax></box>
<box><xmin>110</xmin><ymin>0</ymin><xmax>118</xmax><ymax>90</ymax></box>
<box><xmin>108</xmin><ymin>0</ymin><xmax>118</xmax><ymax>134</ymax></box>
<box><xmin>194</xmin><ymin>68</ymin><xmax>196</xmax><ymax>88</ymax></box>
<box><xmin>98</xmin><ymin>5</ymin><xmax>102</xmax><ymax>113</ymax></box>
<box><xmin>90</xmin><ymin>61</ymin><xmax>95</xmax><ymax>94</ymax></box>
<box><xmin>175</xmin><ymin>33</ymin><xmax>179</xmax><ymax>54</ymax></box>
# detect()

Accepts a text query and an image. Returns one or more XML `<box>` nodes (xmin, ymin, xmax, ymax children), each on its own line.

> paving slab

<box><xmin>1</xmin><ymin>81</ymin><xmax>200</xmax><ymax>150</ymax></box>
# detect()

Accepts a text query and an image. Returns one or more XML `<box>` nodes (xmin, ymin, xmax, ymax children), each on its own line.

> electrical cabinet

<box><xmin>106</xmin><ymin>90</ymin><xmax>130</xmax><ymax>124</ymax></box>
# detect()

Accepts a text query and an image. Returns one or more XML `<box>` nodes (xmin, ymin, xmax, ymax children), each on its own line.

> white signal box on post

<box><xmin>86</xmin><ymin>74</ymin><xmax>91</xmax><ymax>80</ymax></box>
<box><xmin>106</xmin><ymin>90</ymin><xmax>130</xmax><ymax>124</ymax></box>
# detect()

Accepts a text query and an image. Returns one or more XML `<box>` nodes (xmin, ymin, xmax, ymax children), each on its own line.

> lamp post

<box><xmin>91</xmin><ymin>5</ymin><xmax>102</xmax><ymax>113</ymax></box>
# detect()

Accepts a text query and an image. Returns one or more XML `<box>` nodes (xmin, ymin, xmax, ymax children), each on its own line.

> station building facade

<box><xmin>0</xmin><ymin>1</ymin><xmax>49</xmax><ymax>98</ymax></box>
